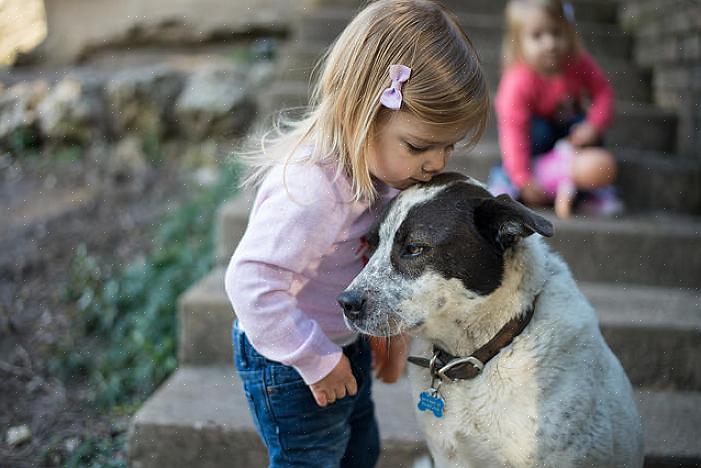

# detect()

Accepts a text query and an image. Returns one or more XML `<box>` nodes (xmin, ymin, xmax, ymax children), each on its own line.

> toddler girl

<box><xmin>224</xmin><ymin>1</ymin><xmax>489</xmax><ymax>466</ymax></box>
<box><xmin>488</xmin><ymin>0</ymin><xmax>620</xmax><ymax>218</ymax></box>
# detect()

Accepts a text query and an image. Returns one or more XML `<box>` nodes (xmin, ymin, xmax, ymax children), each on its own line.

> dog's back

<box><xmin>521</xmin><ymin>243</ymin><xmax>644</xmax><ymax>466</ymax></box>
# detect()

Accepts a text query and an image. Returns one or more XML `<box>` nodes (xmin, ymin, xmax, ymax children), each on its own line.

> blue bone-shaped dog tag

<box><xmin>417</xmin><ymin>391</ymin><xmax>445</xmax><ymax>418</ymax></box>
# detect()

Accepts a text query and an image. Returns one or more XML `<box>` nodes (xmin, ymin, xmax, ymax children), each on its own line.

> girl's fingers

<box><xmin>312</xmin><ymin>388</ymin><xmax>328</xmax><ymax>407</ymax></box>
<box><xmin>346</xmin><ymin>377</ymin><xmax>358</xmax><ymax>396</ymax></box>
<box><xmin>323</xmin><ymin>388</ymin><xmax>336</xmax><ymax>404</ymax></box>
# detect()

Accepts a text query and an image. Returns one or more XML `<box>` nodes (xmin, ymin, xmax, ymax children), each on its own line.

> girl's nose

<box><xmin>543</xmin><ymin>34</ymin><xmax>557</xmax><ymax>49</ymax></box>
<box><xmin>422</xmin><ymin>150</ymin><xmax>447</xmax><ymax>174</ymax></box>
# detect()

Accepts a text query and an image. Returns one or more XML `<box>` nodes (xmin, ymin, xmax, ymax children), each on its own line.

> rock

<box><xmin>6</xmin><ymin>424</ymin><xmax>31</xmax><ymax>447</ymax></box>
<box><xmin>63</xmin><ymin>437</ymin><xmax>80</xmax><ymax>453</ymax></box>
<box><xmin>247</xmin><ymin>61</ymin><xmax>276</xmax><ymax>93</ymax></box>
<box><xmin>106</xmin><ymin>136</ymin><xmax>151</xmax><ymax>195</ymax></box>
<box><xmin>174</xmin><ymin>64</ymin><xmax>255</xmax><ymax>140</ymax></box>
<box><xmin>193</xmin><ymin>166</ymin><xmax>219</xmax><ymax>187</ymax></box>
<box><xmin>37</xmin><ymin>76</ymin><xmax>107</xmax><ymax>143</ymax></box>
<box><xmin>34</xmin><ymin>0</ymin><xmax>294</xmax><ymax>65</ymax></box>
<box><xmin>107</xmin><ymin>65</ymin><xmax>185</xmax><ymax>139</ymax></box>
<box><xmin>0</xmin><ymin>0</ymin><xmax>46</xmax><ymax>65</ymax></box>
<box><xmin>0</xmin><ymin>80</ymin><xmax>48</xmax><ymax>150</ymax></box>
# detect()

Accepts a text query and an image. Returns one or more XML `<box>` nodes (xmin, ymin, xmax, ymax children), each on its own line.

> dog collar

<box><xmin>407</xmin><ymin>299</ymin><xmax>537</xmax><ymax>383</ymax></box>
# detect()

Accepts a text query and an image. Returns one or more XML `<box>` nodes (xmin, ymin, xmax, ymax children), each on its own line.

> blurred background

<box><xmin>0</xmin><ymin>0</ymin><xmax>699</xmax><ymax>466</ymax></box>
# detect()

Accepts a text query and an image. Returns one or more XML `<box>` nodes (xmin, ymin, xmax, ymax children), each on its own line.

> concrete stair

<box><xmin>307</xmin><ymin>0</ymin><xmax>621</xmax><ymax>24</ymax></box>
<box><xmin>294</xmin><ymin>8</ymin><xmax>632</xmax><ymax>58</ymax></box>
<box><xmin>129</xmin><ymin>366</ymin><xmax>701</xmax><ymax>467</ymax></box>
<box><xmin>129</xmin><ymin>1</ymin><xmax>701</xmax><ymax>466</ymax></box>
<box><xmin>178</xmin><ymin>267</ymin><xmax>701</xmax><ymax>390</ymax></box>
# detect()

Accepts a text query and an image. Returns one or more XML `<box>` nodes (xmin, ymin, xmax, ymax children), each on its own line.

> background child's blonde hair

<box><xmin>238</xmin><ymin>0</ymin><xmax>489</xmax><ymax>202</ymax></box>
<box><xmin>502</xmin><ymin>0</ymin><xmax>582</xmax><ymax>70</ymax></box>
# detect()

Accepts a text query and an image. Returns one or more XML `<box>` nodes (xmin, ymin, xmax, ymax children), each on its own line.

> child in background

<box><xmin>488</xmin><ymin>0</ymin><xmax>621</xmax><ymax>218</ymax></box>
<box><xmin>225</xmin><ymin>1</ymin><xmax>489</xmax><ymax>466</ymax></box>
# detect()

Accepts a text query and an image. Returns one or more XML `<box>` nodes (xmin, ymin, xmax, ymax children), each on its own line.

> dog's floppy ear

<box><xmin>474</xmin><ymin>194</ymin><xmax>553</xmax><ymax>251</ymax></box>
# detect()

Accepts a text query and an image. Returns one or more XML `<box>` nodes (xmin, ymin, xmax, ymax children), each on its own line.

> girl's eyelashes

<box><xmin>406</xmin><ymin>142</ymin><xmax>428</xmax><ymax>153</ymax></box>
<box><xmin>405</xmin><ymin>142</ymin><xmax>456</xmax><ymax>154</ymax></box>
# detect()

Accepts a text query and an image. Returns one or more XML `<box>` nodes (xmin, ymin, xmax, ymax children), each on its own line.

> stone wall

<box><xmin>30</xmin><ymin>0</ymin><xmax>295</xmax><ymax>65</ymax></box>
<box><xmin>0</xmin><ymin>57</ymin><xmax>274</xmax><ymax>153</ymax></box>
<box><xmin>620</xmin><ymin>0</ymin><xmax>701</xmax><ymax>157</ymax></box>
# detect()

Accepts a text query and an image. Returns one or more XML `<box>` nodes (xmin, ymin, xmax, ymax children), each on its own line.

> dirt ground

<box><xmin>0</xmin><ymin>148</ymin><xmax>198</xmax><ymax>466</ymax></box>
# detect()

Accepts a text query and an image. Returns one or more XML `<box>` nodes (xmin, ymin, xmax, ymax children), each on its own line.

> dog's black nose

<box><xmin>337</xmin><ymin>290</ymin><xmax>367</xmax><ymax>319</ymax></box>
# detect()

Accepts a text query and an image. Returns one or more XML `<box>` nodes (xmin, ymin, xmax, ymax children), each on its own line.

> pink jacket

<box><xmin>225</xmin><ymin>158</ymin><xmax>397</xmax><ymax>384</ymax></box>
<box><xmin>495</xmin><ymin>52</ymin><xmax>615</xmax><ymax>188</ymax></box>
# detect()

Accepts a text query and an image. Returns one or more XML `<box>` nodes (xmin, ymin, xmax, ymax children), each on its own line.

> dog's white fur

<box><xmin>346</xmin><ymin>182</ymin><xmax>644</xmax><ymax>468</ymax></box>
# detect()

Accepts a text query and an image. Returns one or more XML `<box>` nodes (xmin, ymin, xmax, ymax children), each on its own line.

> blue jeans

<box><xmin>232</xmin><ymin>320</ymin><xmax>380</xmax><ymax>468</ymax></box>
<box><xmin>530</xmin><ymin>113</ymin><xmax>588</xmax><ymax>156</ymax></box>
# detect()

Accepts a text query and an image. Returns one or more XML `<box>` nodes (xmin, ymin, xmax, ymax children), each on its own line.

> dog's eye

<box><xmin>402</xmin><ymin>243</ymin><xmax>429</xmax><ymax>258</ymax></box>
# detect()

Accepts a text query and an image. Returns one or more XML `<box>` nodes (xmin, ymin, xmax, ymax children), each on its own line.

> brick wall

<box><xmin>620</xmin><ymin>0</ymin><xmax>701</xmax><ymax>157</ymax></box>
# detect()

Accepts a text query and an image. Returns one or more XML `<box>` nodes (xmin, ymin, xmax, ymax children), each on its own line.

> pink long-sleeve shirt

<box><xmin>495</xmin><ymin>52</ymin><xmax>615</xmax><ymax>188</ymax></box>
<box><xmin>225</xmin><ymin>157</ymin><xmax>398</xmax><ymax>385</ymax></box>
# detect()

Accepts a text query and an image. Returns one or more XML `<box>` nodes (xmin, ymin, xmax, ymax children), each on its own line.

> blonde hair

<box><xmin>237</xmin><ymin>0</ymin><xmax>489</xmax><ymax>203</ymax></box>
<box><xmin>502</xmin><ymin>0</ymin><xmax>581</xmax><ymax>70</ymax></box>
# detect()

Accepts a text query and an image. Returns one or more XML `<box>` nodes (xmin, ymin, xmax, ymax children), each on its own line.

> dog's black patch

<box><xmin>387</xmin><ymin>173</ymin><xmax>552</xmax><ymax>295</ymax></box>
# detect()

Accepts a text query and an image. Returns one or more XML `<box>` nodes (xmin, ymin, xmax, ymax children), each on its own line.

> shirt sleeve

<box><xmin>495</xmin><ymin>67</ymin><xmax>534</xmax><ymax>188</ymax></box>
<box><xmin>224</xmin><ymin>164</ymin><xmax>350</xmax><ymax>385</ymax></box>
<box><xmin>578</xmin><ymin>52</ymin><xmax>615</xmax><ymax>132</ymax></box>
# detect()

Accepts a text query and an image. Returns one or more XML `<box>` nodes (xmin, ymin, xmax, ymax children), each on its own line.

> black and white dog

<box><xmin>339</xmin><ymin>173</ymin><xmax>643</xmax><ymax>467</ymax></box>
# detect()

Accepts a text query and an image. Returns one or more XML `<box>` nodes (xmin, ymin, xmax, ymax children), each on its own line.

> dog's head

<box><xmin>338</xmin><ymin>172</ymin><xmax>553</xmax><ymax>337</ymax></box>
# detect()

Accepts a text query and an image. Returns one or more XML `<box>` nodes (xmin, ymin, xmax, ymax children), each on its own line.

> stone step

<box><xmin>214</xmin><ymin>183</ymin><xmax>701</xmax><ymax>287</ymax></box>
<box><xmin>293</xmin><ymin>8</ymin><xmax>632</xmax><ymax>59</ymax></box>
<box><xmin>128</xmin><ymin>366</ymin><xmax>701</xmax><ymax>467</ymax></box>
<box><xmin>444</xmin><ymin>143</ymin><xmax>701</xmax><ymax>215</ymax></box>
<box><xmin>304</xmin><ymin>0</ymin><xmax>620</xmax><ymax>24</ymax></box>
<box><xmin>276</xmin><ymin>42</ymin><xmax>652</xmax><ymax>102</ymax></box>
<box><xmin>178</xmin><ymin>268</ymin><xmax>701</xmax><ymax>390</ymax></box>
<box><xmin>258</xmin><ymin>82</ymin><xmax>677</xmax><ymax>152</ymax></box>
<box><xmin>543</xmin><ymin>211</ymin><xmax>701</xmax><ymax>288</ymax></box>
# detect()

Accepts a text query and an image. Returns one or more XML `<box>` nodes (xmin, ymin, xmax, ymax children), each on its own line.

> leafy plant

<box><xmin>51</xmin><ymin>161</ymin><xmax>240</xmax><ymax>408</ymax></box>
<box><xmin>5</xmin><ymin>125</ymin><xmax>41</xmax><ymax>155</ymax></box>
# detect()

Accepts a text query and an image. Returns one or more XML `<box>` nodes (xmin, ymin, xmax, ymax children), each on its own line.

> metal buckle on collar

<box><xmin>437</xmin><ymin>356</ymin><xmax>484</xmax><ymax>382</ymax></box>
<box><xmin>428</xmin><ymin>351</ymin><xmax>440</xmax><ymax>377</ymax></box>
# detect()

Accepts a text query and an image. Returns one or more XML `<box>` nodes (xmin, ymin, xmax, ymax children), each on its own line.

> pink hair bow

<box><xmin>379</xmin><ymin>64</ymin><xmax>412</xmax><ymax>110</ymax></box>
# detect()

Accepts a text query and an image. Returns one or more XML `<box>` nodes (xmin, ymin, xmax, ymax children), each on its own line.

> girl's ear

<box><xmin>474</xmin><ymin>194</ymin><xmax>554</xmax><ymax>251</ymax></box>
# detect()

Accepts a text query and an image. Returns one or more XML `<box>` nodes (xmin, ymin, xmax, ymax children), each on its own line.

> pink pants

<box><xmin>533</xmin><ymin>139</ymin><xmax>575</xmax><ymax>199</ymax></box>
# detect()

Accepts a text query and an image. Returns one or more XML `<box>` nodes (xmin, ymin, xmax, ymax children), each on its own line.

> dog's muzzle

<box><xmin>337</xmin><ymin>290</ymin><xmax>366</xmax><ymax>320</ymax></box>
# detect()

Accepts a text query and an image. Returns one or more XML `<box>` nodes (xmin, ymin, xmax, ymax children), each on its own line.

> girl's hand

<box><xmin>371</xmin><ymin>334</ymin><xmax>410</xmax><ymax>384</ymax></box>
<box><xmin>569</xmin><ymin>121</ymin><xmax>600</xmax><ymax>147</ymax></box>
<box><xmin>309</xmin><ymin>354</ymin><xmax>357</xmax><ymax>407</ymax></box>
<box><xmin>520</xmin><ymin>179</ymin><xmax>550</xmax><ymax>206</ymax></box>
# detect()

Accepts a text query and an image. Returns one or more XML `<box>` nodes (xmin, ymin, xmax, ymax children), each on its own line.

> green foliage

<box><xmin>140</xmin><ymin>131</ymin><xmax>162</xmax><ymax>166</ymax></box>
<box><xmin>51</xmin><ymin>161</ymin><xmax>240</xmax><ymax>409</ymax></box>
<box><xmin>42</xmin><ymin>429</ymin><xmax>128</xmax><ymax>468</ymax></box>
<box><xmin>5</xmin><ymin>125</ymin><xmax>41</xmax><ymax>155</ymax></box>
<box><xmin>63</xmin><ymin>433</ymin><xmax>128</xmax><ymax>468</ymax></box>
<box><xmin>229</xmin><ymin>37</ymin><xmax>279</xmax><ymax>64</ymax></box>
<box><xmin>54</xmin><ymin>145</ymin><xmax>84</xmax><ymax>163</ymax></box>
